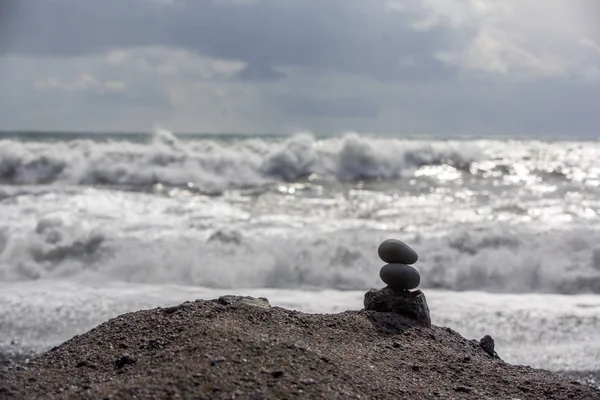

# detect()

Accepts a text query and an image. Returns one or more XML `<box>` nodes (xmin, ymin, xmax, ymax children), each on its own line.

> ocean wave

<box><xmin>0</xmin><ymin>130</ymin><xmax>482</xmax><ymax>188</ymax></box>
<box><xmin>1</xmin><ymin>214</ymin><xmax>599</xmax><ymax>294</ymax></box>
<box><xmin>2</xmin><ymin>131</ymin><xmax>599</xmax><ymax>294</ymax></box>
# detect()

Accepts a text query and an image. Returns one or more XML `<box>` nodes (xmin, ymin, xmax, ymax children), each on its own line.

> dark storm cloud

<box><xmin>0</xmin><ymin>0</ymin><xmax>455</xmax><ymax>81</ymax></box>
<box><xmin>1</xmin><ymin>0</ymin><xmax>598</xmax><ymax>135</ymax></box>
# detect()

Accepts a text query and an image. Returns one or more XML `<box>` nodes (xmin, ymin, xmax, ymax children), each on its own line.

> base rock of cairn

<box><xmin>364</xmin><ymin>287</ymin><xmax>431</xmax><ymax>327</ymax></box>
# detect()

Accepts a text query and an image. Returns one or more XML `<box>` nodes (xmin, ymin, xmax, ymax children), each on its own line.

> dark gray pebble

<box><xmin>378</xmin><ymin>239</ymin><xmax>418</xmax><ymax>265</ymax></box>
<box><xmin>379</xmin><ymin>263</ymin><xmax>420</xmax><ymax>290</ymax></box>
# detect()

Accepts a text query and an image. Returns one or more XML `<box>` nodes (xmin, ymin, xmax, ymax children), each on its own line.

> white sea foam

<box><xmin>1</xmin><ymin>132</ymin><xmax>599</xmax><ymax>294</ymax></box>
<box><xmin>2</xmin><ymin>130</ymin><xmax>599</xmax><ymax>190</ymax></box>
<box><xmin>0</xmin><ymin>130</ymin><xmax>486</xmax><ymax>188</ymax></box>
<box><xmin>0</xmin><ymin>187</ymin><xmax>599</xmax><ymax>294</ymax></box>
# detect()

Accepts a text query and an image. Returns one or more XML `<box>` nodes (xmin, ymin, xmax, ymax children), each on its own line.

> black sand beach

<box><xmin>1</xmin><ymin>296</ymin><xmax>598</xmax><ymax>399</ymax></box>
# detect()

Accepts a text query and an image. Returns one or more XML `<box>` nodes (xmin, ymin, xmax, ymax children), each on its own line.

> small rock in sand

<box><xmin>480</xmin><ymin>335</ymin><xmax>501</xmax><ymax>359</ymax></box>
<box><xmin>218</xmin><ymin>296</ymin><xmax>270</xmax><ymax>309</ymax></box>
<box><xmin>364</xmin><ymin>287</ymin><xmax>431</xmax><ymax>327</ymax></box>
<box><xmin>115</xmin><ymin>354</ymin><xmax>136</xmax><ymax>369</ymax></box>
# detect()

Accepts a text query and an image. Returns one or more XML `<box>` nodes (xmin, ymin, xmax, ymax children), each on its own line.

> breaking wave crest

<box><xmin>1</xmin><ymin>215</ymin><xmax>599</xmax><ymax>294</ymax></box>
<box><xmin>0</xmin><ymin>130</ymin><xmax>481</xmax><ymax>188</ymax></box>
<box><xmin>1</xmin><ymin>131</ymin><xmax>600</xmax><ymax>295</ymax></box>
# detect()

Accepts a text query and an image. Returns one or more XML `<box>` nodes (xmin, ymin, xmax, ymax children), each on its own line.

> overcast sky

<box><xmin>1</xmin><ymin>0</ymin><xmax>599</xmax><ymax>137</ymax></box>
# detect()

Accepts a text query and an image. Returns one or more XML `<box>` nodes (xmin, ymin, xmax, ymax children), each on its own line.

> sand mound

<box><xmin>1</xmin><ymin>296</ymin><xmax>597</xmax><ymax>399</ymax></box>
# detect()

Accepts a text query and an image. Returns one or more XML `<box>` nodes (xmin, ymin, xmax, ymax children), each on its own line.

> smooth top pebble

<box><xmin>378</xmin><ymin>239</ymin><xmax>418</xmax><ymax>265</ymax></box>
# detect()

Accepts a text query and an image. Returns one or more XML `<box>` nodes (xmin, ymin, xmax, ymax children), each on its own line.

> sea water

<box><xmin>0</xmin><ymin>130</ymin><xmax>599</xmax><ymax>372</ymax></box>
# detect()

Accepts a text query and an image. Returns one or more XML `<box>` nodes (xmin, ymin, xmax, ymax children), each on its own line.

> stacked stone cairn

<box><xmin>377</xmin><ymin>239</ymin><xmax>420</xmax><ymax>290</ymax></box>
<box><xmin>364</xmin><ymin>238</ymin><xmax>431</xmax><ymax>327</ymax></box>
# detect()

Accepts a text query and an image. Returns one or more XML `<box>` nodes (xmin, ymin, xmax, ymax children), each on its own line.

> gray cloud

<box><xmin>3</xmin><ymin>0</ymin><xmax>598</xmax><ymax>82</ymax></box>
<box><xmin>0</xmin><ymin>0</ymin><xmax>454</xmax><ymax>82</ymax></box>
<box><xmin>0</xmin><ymin>1</ymin><xmax>599</xmax><ymax>136</ymax></box>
